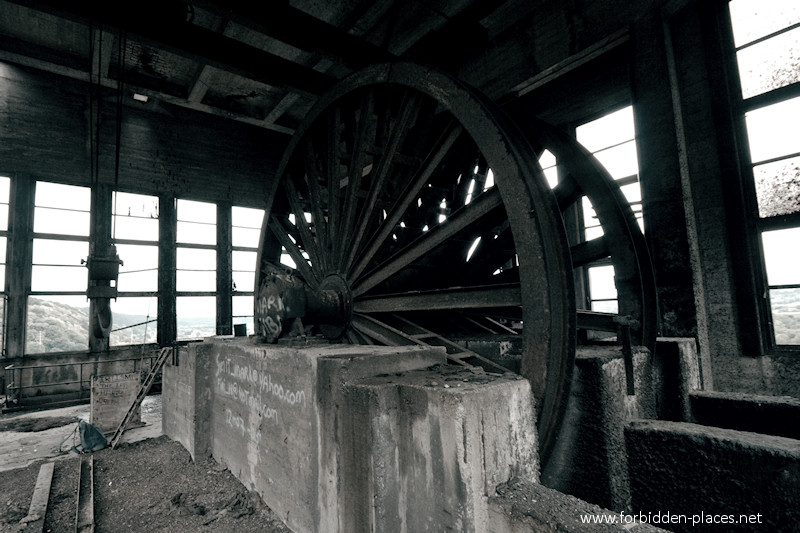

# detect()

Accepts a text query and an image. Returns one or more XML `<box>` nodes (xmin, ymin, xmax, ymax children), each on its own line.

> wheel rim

<box><xmin>256</xmin><ymin>62</ymin><xmax>576</xmax><ymax>463</ymax></box>
<box><xmin>521</xmin><ymin>117</ymin><xmax>658</xmax><ymax>353</ymax></box>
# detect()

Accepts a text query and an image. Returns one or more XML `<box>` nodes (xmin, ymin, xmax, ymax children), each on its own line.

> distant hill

<box><xmin>26</xmin><ymin>297</ymin><xmax>90</xmax><ymax>353</ymax></box>
<box><xmin>25</xmin><ymin>297</ymin><xmax>216</xmax><ymax>353</ymax></box>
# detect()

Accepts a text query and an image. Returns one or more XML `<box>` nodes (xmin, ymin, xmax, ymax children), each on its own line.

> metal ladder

<box><xmin>109</xmin><ymin>346</ymin><xmax>174</xmax><ymax>449</ymax></box>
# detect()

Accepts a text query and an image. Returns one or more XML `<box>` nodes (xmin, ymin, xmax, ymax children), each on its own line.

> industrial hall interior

<box><xmin>0</xmin><ymin>0</ymin><xmax>799</xmax><ymax>531</ymax></box>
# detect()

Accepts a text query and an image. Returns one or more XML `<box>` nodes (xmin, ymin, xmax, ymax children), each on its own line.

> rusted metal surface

<box><xmin>521</xmin><ymin>117</ymin><xmax>658</xmax><ymax>353</ymax></box>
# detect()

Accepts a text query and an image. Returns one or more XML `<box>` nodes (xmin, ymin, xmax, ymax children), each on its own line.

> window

<box><xmin>27</xmin><ymin>182</ymin><xmax>90</xmax><ymax>353</ymax></box>
<box><xmin>730</xmin><ymin>0</ymin><xmax>800</xmax><ymax>346</ymax></box>
<box><xmin>0</xmin><ymin>176</ymin><xmax>9</xmax><ymax>352</ymax></box>
<box><xmin>232</xmin><ymin>206</ymin><xmax>264</xmax><ymax>335</ymax></box>
<box><xmin>110</xmin><ymin>192</ymin><xmax>159</xmax><ymax>346</ymax></box>
<box><xmin>539</xmin><ymin>149</ymin><xmax>559</xmax><ymax>189</ymax></box>
<box><xmin>575</xmin><ymin>106</ymin><xmax>643</xmax><ymax>314</ymax></box>
<box><xmin>762</xmin><ymin>228</ymin><xmax>800</xmax><ymax>345</ymax></box>
<box><xmin>176</xmin><ymin>199</ymin><xmax>216</xmax><ymax>340</ymax></box>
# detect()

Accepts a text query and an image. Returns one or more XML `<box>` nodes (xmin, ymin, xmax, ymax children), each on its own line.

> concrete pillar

<box><xmin>163</xmin><ymin>339</ymin><xmax>541</xmax><ymax>533</ymax></box>
<box><xmin>631</xmin><ymin>9</ymin><xmax>698</xmax><ymax>340</ymax></box>
<box><xmin>542</xmin><ymin>345</ymin><xmax>656</xmax><ymax>513</ymax></box>
<box><xmin>5</xmin><ymin>176</ymin><xmax>35</xmax><ymax>359</ymax></box>
<box><xmin>157</xmin><ymin>195</ymin><xmax>176</xmax><ymax>345</ymax></box>
<box><xmin>89</xmin><ymin>183</ymin><xmax>113</xmax><ymax>353</ymax></box>
<box><xmin>216</xmin><ymin>202</ymin><xmax>232</xmax><ymax>336</ymax></box>
<box><xmin>338</xmin><ymin>367</ymin><xmax>539</xmax><ymax>533</ymax></box>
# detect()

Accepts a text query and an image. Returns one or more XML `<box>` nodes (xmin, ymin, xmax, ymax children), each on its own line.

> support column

<box><xmin>216</xmin><ymin>203</ymin><xmax>232</xmax><ymax>336</ymax></box>
<box><xmin>88</xmin><ymin>183</ymin><xmax>113</xmax><ymax>353</ymax></box>
<box><xmin>631</xmin><ymin>10</ymin><xmax>699</xmax><ymax>339</ymax></box>
<box><xmin>158</xmin><ymin>195</ymin><xmax>176</xmax><ymax>345</ymax></box>
<box><xmin>4</xmin><ymin>176</ymin><xmax>35</xmax><ymax>359</ymax></box>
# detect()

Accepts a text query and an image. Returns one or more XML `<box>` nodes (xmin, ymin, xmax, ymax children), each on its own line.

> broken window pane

<box><xmin>110</xmin><ymin>296</ymin><xmax>158</xmax><ymax>346</ymax></box>
<box><xmin>113</xmin><ymin>192</ymin><xmax>159</xmax><ymax>241</ymax></box>
<box><xmin>736</xmin><ymin>27</ymin><xmax>800</xmax><ymax>99</ymax></box>
<box><xmin>753</xmin><ymin>156</ymin><xmax>800</xmax><ymax>218</ymax></box>
<box><xmin>729</xmin><ymin>0</ymin><xmax>800</xmax><ymax>48</ymax></box>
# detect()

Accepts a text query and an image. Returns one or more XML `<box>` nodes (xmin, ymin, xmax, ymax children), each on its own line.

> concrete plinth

<box><xmin>690</xmin><ymin>390</ymin><xmax>800</xmax><ymax>440</ymax></box>
<box><xmin>339</xmin><ymin>365</ymin><xmax>538</xmax><ymax>532</ymax></box>
<box><xmin>542</xmin><ymin>345</ymin><xmax>654</xmax><ymax>512</ymax></box>
<box><xmin>163</xmin><ymin>337</ymin><xmax>539</xmax><ymax>533</ymax></box>
<box><xmin>653</xmin><ymin>338</ymin><xmax>702</xmax><ymax>421</ymax></box>
<box><xmin>626</xmin><ymin>420</ymin><xmax>800</xmax><ymax>532</ymax></box>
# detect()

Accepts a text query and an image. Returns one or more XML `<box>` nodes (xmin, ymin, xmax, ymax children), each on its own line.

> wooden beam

<box><xmin>21</xmin><ymin>462</ymin><xmax>54</xmax><ymax>532</ymax></box>
<box><xmin>0</xmin><ymin>35</ymin><xmax>295</xmax><ymax>134</ymax></box>
<box><xmin>4</xmin><ymin>0</ymin><xmax>336</xmax><ymax>97</ymax></box>
<box><xmin>503</xmin><ymin>28</ymin><xmax>630</xmax><ymax>101</ymax></box>
<box><xmin>191</xmin><ymin>0</ymin><xmax>393</xmax><ymax>69</ymax></box>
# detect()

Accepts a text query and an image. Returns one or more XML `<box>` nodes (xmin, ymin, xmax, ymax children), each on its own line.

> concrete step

<box><xmin>690</xmin><ymin>389</ymin><xmax>800</xmax><ymax>440</ymax></box>
<box><xmin>489</xmin><ymin>477</ymin><xmax>668</xmax><ymax>532</ymax></box>
<box><xmin>626</xmin><ymin>420</ymin><xmax>800</xmax><ymax>533</ymax></box>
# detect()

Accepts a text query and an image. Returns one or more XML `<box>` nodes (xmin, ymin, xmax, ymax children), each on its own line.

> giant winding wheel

<box><xmin>254</xmin><ymin>63</ymin><xmax>657</xmax><ymax>465</ymax></box>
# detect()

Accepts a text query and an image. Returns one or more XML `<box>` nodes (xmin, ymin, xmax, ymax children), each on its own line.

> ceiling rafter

<box><xmin>4</xmin><ymin>0</ymin><xmax>337</xmax><ymax>97</ymax></box>
<box><xmin>190</xmin><ymin>0</ymin><xmax>394</xmax><ymax>69</ymax></box>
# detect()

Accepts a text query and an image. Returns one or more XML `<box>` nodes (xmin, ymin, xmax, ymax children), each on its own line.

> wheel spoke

<box><xmin>351</xmin><ymin>313</ymin><xmax>420</xmax><ymax>346</ymax></box>
<box><xmin>570</xmin><ymin>236</ymin><xmax>610</xmax><ymax>267</ymax></box>
<box><xmin>326</xmin><ymin>106</ymin><xmax>341</xmax><ymax>258</ymax></box>
<box><xmin>553</xmin><ymin>174</ymin><xmax>583</xmax><ymax>211</ymax></box>
<box><xmin>352</xmin><ymin>186</ymin><xmax>503</xmax><ymax>297</ymax></box>
<box><xmin>269</xmin><ymin>215</ymin><xmax>319</xmax><ymax>287</ymax></box>
<box><xmin>302</xmin><ymin>139</ymin><xmax>331</xmax><ymax>272</ymax></box>
<box><xmin>282</xmin><ymin>175</ymin><xmax>322</xmax><ymax>273</ymax></box>
<box><xmin>353</xmin><ymin>282</ymin><xmax>522</xmax><ymax>313</ymax></box>
<box><xmin>348</xmin><ymin>121</ymin><xmax>465</xmax><ymax>281</ymax></box>
<box><xmin>336</xmin><ymin>89</ymin><xmax>376</xmax><ymax>271</ymax></box>
<box><xmin>343</xmin><ymin>92</ymin><xmax>423</xmax><ymax>274</ymax></box>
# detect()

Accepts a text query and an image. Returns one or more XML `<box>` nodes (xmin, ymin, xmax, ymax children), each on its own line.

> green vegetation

<box><xmin>26</xmin><ymin>297</ymin><xmax>89</xmax><ymax>353</ymax></box>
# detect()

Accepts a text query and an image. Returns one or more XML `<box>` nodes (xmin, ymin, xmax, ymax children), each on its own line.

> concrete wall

<box><xmin>3</xmin><ymin>344</ymin><xmax>160</xmax><ymax>409</ymax></box>
<box><xmin>626</xmin><ymin>420</ymin><xmax>800</xmax><ymax>532</ymax></box>
<box><xmin>0</xmin><ymin>63</ymin><xmax>287</xmax><ymax>207</ymax></box>
<box><xmin>690</xmin><ymin>390</ymin><xmax>800</xmax><ymax>440</ymax></box>
<box><xmin>542</xmin><ymin>345</ymin><xmax>656</xmax><ymax>512</ymax></box>
<box><xmin>162</xmin><ymin>338</ymin><xmax>541</xmax><ymax>533</ymax></box>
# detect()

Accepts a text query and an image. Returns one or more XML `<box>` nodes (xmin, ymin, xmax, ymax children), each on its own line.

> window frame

<box><xmin>231</xmin><ymin>205</ymin><xmax>264</xmax><ymax>336</ymax></box>
<box><xmin>27</xmin><ymin>180</ymin><xmax>92</xmax><ymax>354</ymax></box>
<box><xmin>175</xmin><ymin>198</ymin><xmax>218</xmax><ymax>341</ymax></box>
<box><xmin>110</xmin><ymin>190</ymin><xmax>160</xmax><ymax>347</ymax></box>
<box><xmin>726</xmin><ymin>0</ymin><xmax>800</xmax><ymax>351</ymax></box>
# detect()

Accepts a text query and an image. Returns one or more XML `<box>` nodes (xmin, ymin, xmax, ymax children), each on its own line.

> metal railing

<box><xmin>3</xmin><ymin>354</ymin><xmax>159</xmax><ymax>411</ymax></box>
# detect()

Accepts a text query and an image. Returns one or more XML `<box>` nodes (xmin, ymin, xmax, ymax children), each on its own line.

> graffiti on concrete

<box><xmin>215</xmin><ymin>352</ymin><xmax>307</xmax><ymax>445</ymax></box>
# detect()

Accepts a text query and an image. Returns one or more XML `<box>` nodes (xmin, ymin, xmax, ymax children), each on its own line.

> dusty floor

<box><xmin>0</xmin><ymin>395</ymin><xmax>163</xmax><ymax>473</ymax></box>
<box><xmin>0</xmin><ymin>396</ymin><xmax>292</xmax><ymax>532</ymax></box>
